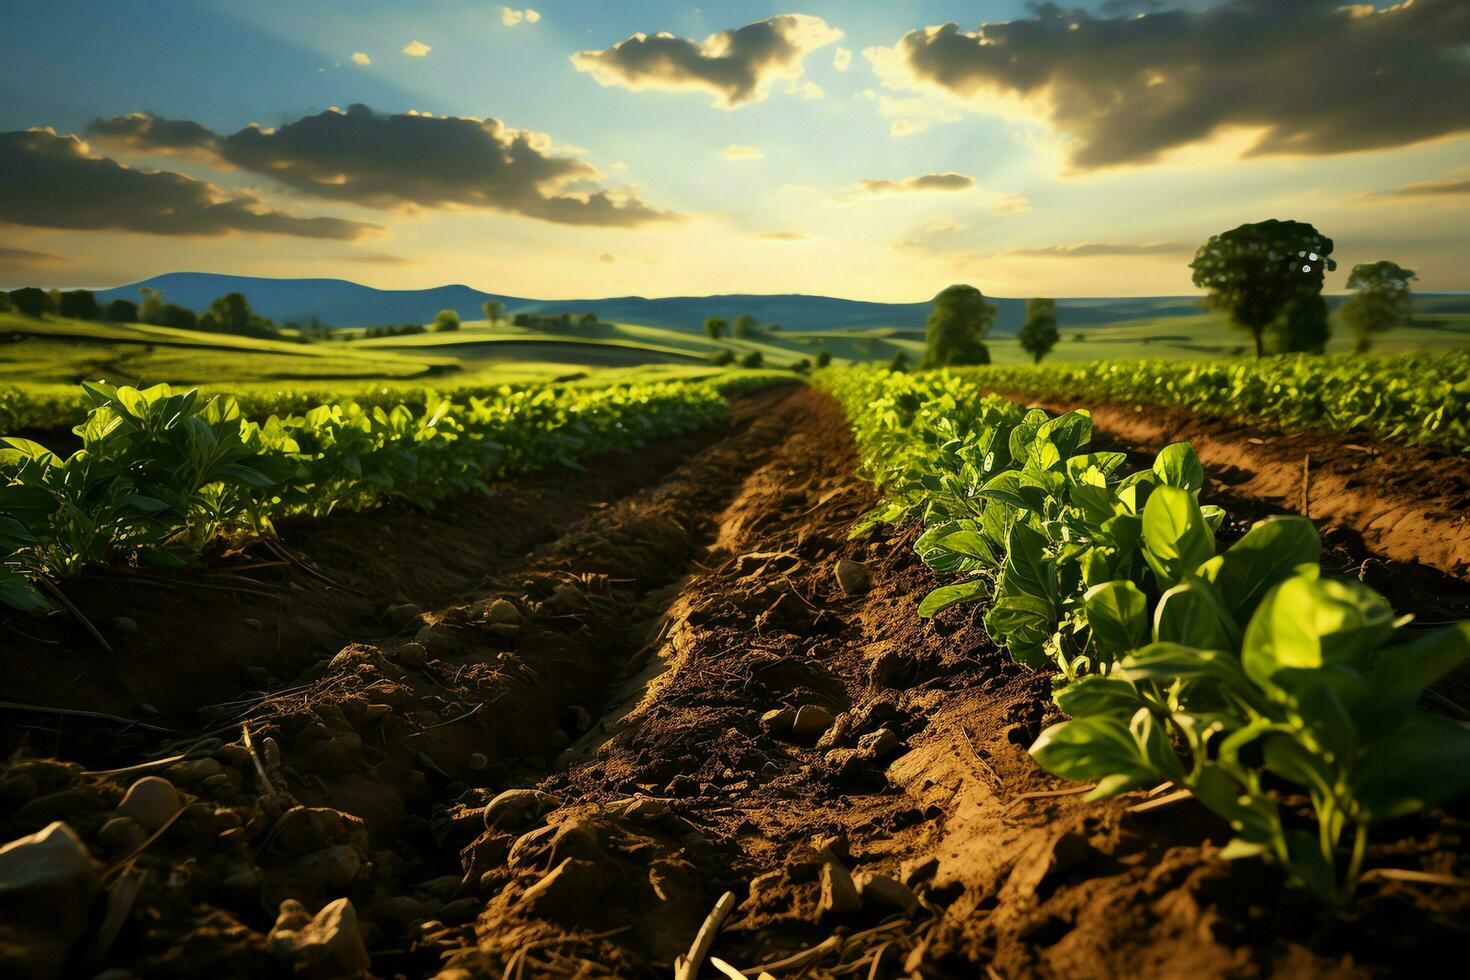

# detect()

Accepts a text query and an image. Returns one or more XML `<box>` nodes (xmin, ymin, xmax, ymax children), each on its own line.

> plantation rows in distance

<box><xmin>819</xmin><ymin>367</ymin><xmax>1470</xmax><ymax>905</ymax></box>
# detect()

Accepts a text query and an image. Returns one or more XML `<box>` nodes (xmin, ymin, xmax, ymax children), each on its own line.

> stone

<box><xmin>900</xmin><ymin>855</ymin><xmax>939</xmax><ymax>887</ymax></box>
<box><xmin>834</xmin><ymin>559</ymin><xmax>870</xmax><ymax>595</ymax></box>
<box><xmin>397</xmin><ymin>642</ymin><xmax>427</xmax><ymax>667</ymax></box>
<box><xmin>97</xmin><ymin>816</ymin><xmax>147</xmax><ymax>855</ymax></box>
<box><xmin>483</xmin><ymin>598</ymin><xmax>521</xmax><ymax>625</ymax></box>
<box><xmin>858</xmin><ymin>728</ymin><xmax>902</xmax><ymax>761</ymax></box>
<box><xmin>0</xmin><ymin>822</ymin><xmax>101</xmax><ymax>979</ymax></box>
<box><xmin>271</xmin><ymin>806</ymin><xmax>369</xmax><ymax>856</ymax></box>
<box><xmin>363</xmin><ymin>704</ymin><xmax>392</xmax><ymax>723</ymax></box>
<box><xmin>760</xmin><ymin>707</ymin><xmax>796</xmax><ymax>734</ymax></box>
<box><xmin>268</xmin><ymin>897</ymin><xmax>370</xmax><ymax>978</ymax></box>
<box><xmin>116</xmin><ymin>776</ymin><xmax>180</xmax><ymax>832</ymax></box>
<box><xmin>791</xmin><ymin>705</ymin><xmax>837</xmax><ymax>743</ymax></box>
<box><xmin>818</xmin><ymin>861</ymin><xmax>860</xmax><ymax>916</ymax></box>
<box><xmin>113</xmin><ymin>616</ymin><xmax>138</xmax><ymax>634</ymax></box>
<box><xmin>484</xmin><ymin>789</ymin><xmax>562</xmax><ymax>830</ymax></box>
<box><xmin>437</xmin><ymin>897</ymin><xmax>481</xmax><ymax>923</ymax></box>
<box><xmin>385</xmin><ymin>602</ymin><xmax>423</xmax><ymax>627</ymax></box>
<box><xmin>519</xmin><ymin>858</ymin><xmax>603</xmax><ymax>918</ymax></box>
<box><xmin>857</xmin><ymin>873</ymin><xmax>919</xmax><ymax>914</ymax></box>
<box><xmin>295</xmin><ymin>845</ymin><xmax>362</xmax><ymax>891</ymax></box>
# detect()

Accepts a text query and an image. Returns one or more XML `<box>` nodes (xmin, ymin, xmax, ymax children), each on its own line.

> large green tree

<box><xmin>433</xmin><ymin>308</ymin><xmax>461</xmax><ymax>332</ymax></box>
<box><xmin>1341</xmin><ymin>260</ymin><xmax>1416</xmax><ymax>353</ymax></box>
<box><xmin>1265</xmin><ymin>294</ymin><xmax>1330</xmax><ymax>354</ymax></box>
<box><xmin>732</xmin><ymin>314</ymin><xmax>759</xmax><ymax>339</ymax></box>
<box><xmin>924</xmin><ymin>284</ymin><xmax>995</xmax><ymax>367</ymax></box>
<box><xmin>1189</xmin><ymin>219</ymin><xmax>1335</xmax><ymax>358</ymax></box>
<box><xmin>57</xmin><ymin>289</ymin><xmax>99</xmax><ymax>320</ymax></box>
<box><xmin>1018</xmin><ymin>298</ymin><xmax>1059</xmax><ymax>364</ymax></box>
<box><xmin>703</xmin><ymin>316</ymin><xmax>727</xmax><ymax>340</ymax></box>
<box><xmin>482</xmin><ymin>299</ymin><xmax>505</xmax><ymax>324</ymax></box>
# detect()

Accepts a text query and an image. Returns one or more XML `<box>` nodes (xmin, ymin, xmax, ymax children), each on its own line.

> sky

<box><xmin>0</xmin><ymin>0</ymin><xmax>1467</xmax><ymax>301</ymax></box>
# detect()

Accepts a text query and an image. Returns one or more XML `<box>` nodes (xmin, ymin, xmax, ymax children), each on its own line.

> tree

<box><xmin>1189</xmin><ymin>219</ymin><xmax>1335</xmax><ymax>358</ymax></box>
<box><xmin>709</xmin><ymin>349</ymin><xmax>736</xmax><ymax>366</ymax></box>
<box><xmin>199</xmin><ymin>292</ymin><xmax>277</xmax><ymax>338</ymax></box>
<box><xmin>578</xmin><ymin>312</ymin><xmax>598</xmax><ymax>328</ymax></box>
<box><xmin>739</xmin><ymin>350</ymin><xmax>763</xmax><ymax>368</ymax></box>
<box><xmin>815</xmin><ymin>350</ymin><xmax>832</xmax><ymax>368</ymax></box>
<box><xmin>889</xmin><ymin>351</ymin><xmax>910</xmax><ymax>372</ymax></box>
<box><xmin>482</xmin><ymin>299</ymin><xmax>505</xmax><ymax>324</ymax></box>
<box><xmin>1265</xmin><ymin>294</ymin><xmax>1330</xmax><ymax>354</ymax></box>
<box><xmin>156</xmin><ymin>303</ymin><xmax>198</xmax><ymax>330</ymax></box>
<box><xmin>139</xmin><ymin>287</ymin><xmax>165</xmax><ymax>324</ymax></box>
<box><xmin>433</xmin><ymin>309</ymin><xmax>461</xmax><ymax>332</ymax></box>
<box><xmin>924</xmin><ymin>284</ymin><xmax>995</xmax><ymax>367</ymax></box>
<box><xmin>104</xmin><ymin>299</ymin><xmax>139</xmax><ymax>322</ymax></box>
<box><xmin>1341</xmin><ymin>260</ymin><xmax>1416</xmax><ymax>353</ymax></box>
<box><xmin>732</xmin><ymin>314</ymin><xmax>759</xmax><ymax>338</ymax></box>
<box><xmin>0</xmin><ymin>292</ymin><xmax>9</xmax><ymax>313</ymax></box>
<box><xmin>56</xmin><ymin>289</ymin><xmax>99</xmax><ymax>320</ymax></box>
<box><xmin>1018</xmin><ymin>298</ymin><xmax>1059</xmax><ymax>364</ymax></box>
<box><xmin>703</xmin><ymin>316</ymin><xmax>727</xmax><ymax>340</ymax></box>
<box><xmin>8</xmin><ymin>287</ymin><xmax>49</xmax><ymax>318</ymax></box>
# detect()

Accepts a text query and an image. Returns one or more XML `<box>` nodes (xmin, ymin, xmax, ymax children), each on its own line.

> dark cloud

<box><xmin>1375</xmin><ymin>174</ymin><xmax>1470</xmax><ymax>198</ymax></box>
<box><xmin>572</xmin><ymin>14</ymin><xmax>842</xmax><ymax>108</ymax></box>
<box><xmin>0</xmin><ymin>245</ymin><xmax>71</xmax><ymax>268</ymax></box>
<box><xmin>0</xmin><ymin>129</ymin><xmax>376</xmax><ymax>240</ymax></box>
<box><xmin>1005</xmin><ymin>241</ymin><xmax>1187</xmax><ymax>257</ymax></box>
<box><xmin>339</xmin><ymin>252</ymin><xmax>416</xmax><ymax>265</ymax></box>
<box><xmin>1095</xmin><ymin>0</ymin><xmax>1165</xmax><ymax>14</ymax></box>
<box><xmin>87</xmin><ymin>105</ymin><xmax>677</xmax><ymax>227</ymax></box>
<box><xmin>874</xmin><ymin>0</ymin><xmax>1470</xmax><ymax>169</ymax></box>
<box><xmin>850</xmin><ymin>172</ymin><xmax>975</xmax><ymax>198</ymax></box>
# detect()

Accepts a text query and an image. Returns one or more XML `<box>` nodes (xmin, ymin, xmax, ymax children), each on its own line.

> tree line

<box><xmin>1</xmin><ymin>285</ymin><xmax>318</xmax><ymax>342</ymax></box>
<box><xmin>922</xmin><ymin>219</ymin><xmax>1417</xmax><ymax>368</ymax></box>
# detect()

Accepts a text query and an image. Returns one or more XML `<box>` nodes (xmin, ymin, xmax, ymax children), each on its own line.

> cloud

<box><xmin>791</xmin><ymin>80</ymin><xmax>824</xmax><ymax>101</ymax></box>
<box><xmin>340</xmin><ymin>252</ymin><xmax>415</xmax><ymax>265</ymax></box>
<box><xmin>990</xmin><ymin>192</ymin><xmax>1032</xmax><ymax>214</ymax></box>
<box><xmin>87</xmin><ymin>105</ymin><xmax>679</xmax><ymax>228</ymax></box>
<box><xmin>721</xmin><ymin>144</ymin><xmax>763</xmax><ymax>160</ymax></box>
<box><xmin>867</xmin><ymin>0</ymin><xmax>1470</xmax><ymax>170</ymax></box>
<box><xmin>751</xmin><ymin>230</ymin><xmax>813</xmax><ymax>242</ymax></box>
<box><xmin>0</xmin><ymin>245</ymin><xmax>71</xmax><ymax>268</ymax></box>
<box><xmin>859</xmin><ymin>89</ymin><xmax>963</xmax><ymax>138</ymax></box>
<box><xmin>1373</xmin><ymin>172</ymin><xmax>1470</xmax><ymax>198</ymax></box>
<box><xmin>500</xmin><ymin>7</ymin><xmax>541</xmax><ymax>27</ymax></box>
<box><xmin>599</xmin><ymin>252</ymin><xmax>615</xmax><ymax>263</ymax></box>
<box><xmin>0</xmin><ymin>129</ymin><xmax>377</xmax><ymax>240</ymax></box>
<box><xmin>351</xmin><ymin>52</ymin><xmax>371</xmax><ymax>66</ymax></box>
<box><xmin>401</xmin><ymin>40</ymin><xmax>431</xmax><ymax>57</ymax></box>
<box><xmin>571</xmin><ymin>14</ymin><xmax>843</xmax><ymax>109</ymax></box>
<box><xmin>846</xmin><ymin>172</ymin><xmax>975</xmax><ymax>200</ymax></box>
<box><xmin>894</xmin><ymin>215</ymin><xmax>969</xmax><ymax>254</ymax></box>
<box><xmin>1003</xmin><ymin>242</ymin><xmax>1188</xmax><ymax>258</ymax></box>
<box><xmin>833</xmin><ymin>46</ymin><xmax>852</xmax><ymax>71</ymax></box>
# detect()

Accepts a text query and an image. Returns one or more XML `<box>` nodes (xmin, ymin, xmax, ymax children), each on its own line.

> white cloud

<box><xmin>721</xmin><ymin>144</ymin><xmax>764</xmax><ymax>160</ymax></box>
<box><xmin>500</xmin><ymin>7</ymin><xmax>541</xmax><ymax>27</ymax></box>
<box><xmin>792</xmin><ymin>80</ymin><xmax>824</xmax><ymax>101</ymax></box>
<box><xmin>991</xmin><ymin>192</ymin><xmax>1032</xmax><ymax>214</ymax></box>
<box><xmin>833</xmin><ymin>46</ymin><xmax>853</xmax><ymax>71</ymax></box>
<box><xmin>401</xmin><ymin>40</ymin><xmax>431</xmax><ymax>57</ymax></box>
<box><xmin>350</xmin><ymin>52</ymin><xmax>371</xmax><ymax>66</ymax></box>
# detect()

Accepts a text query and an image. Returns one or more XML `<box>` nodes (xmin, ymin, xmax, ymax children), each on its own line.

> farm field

<box><xmin>3</xmin><ymin>356</ymin><xmax>1469</xmax><ymax>977</ymax></box>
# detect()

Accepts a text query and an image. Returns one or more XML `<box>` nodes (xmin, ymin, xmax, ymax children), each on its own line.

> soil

<box><xmin>2</xmin><ymin>384</ymin><xmax>1467</xmax><ymax>979</ymax></box>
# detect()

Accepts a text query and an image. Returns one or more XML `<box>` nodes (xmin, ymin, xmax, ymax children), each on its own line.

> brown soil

<box><xmin>2</xmin><ymin>385</ymin><xmax>1467</xmax><ymax>979</ymax></box>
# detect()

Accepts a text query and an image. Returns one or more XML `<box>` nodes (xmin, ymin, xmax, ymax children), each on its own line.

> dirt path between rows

<box><xmin>2</xmin><ymin>385</ymin><xmax>1468</xmax><ymax>979</ymax></box>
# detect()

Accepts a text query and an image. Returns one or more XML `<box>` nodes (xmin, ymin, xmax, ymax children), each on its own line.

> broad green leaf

<box><xmin>918</xmin><ymin>578</ymin><xmax>989</xmax><ymax>617</ymax></box>
<box><xmin>1241</xmin><ymin>575</ymin><xmax>1396</xmax><ymax>691</ymax></box>
<box><xmin>1053</xmin><ymin>675</ymin><xmax>1146</xmax><ymax>717</ymax></box>
<box><xmin>1201</xmin><ymin>516</ymin><xmax>1320</xmax><ymax>622</ymax></box>
<box><xmin>1350</xmin><ymin>712</ymin><xmax>1470</xmax><ymax>821</ymax></box>
<box><xmin>1152</xmin><ymin>442</ymin><xmax>1205</xmax><ymax>491</ymax></box>
<box><xmin>1084</xmin><ymin>580</ymin><xmax>1149</xmax><ymax>663</ymax></box>
<box><xmin>1141</xmin><ymin>485</ymin><xmax>1215</xmax><ymax>589</ymax></box>
<box><xmin>1029</xmin><ymin>716</ymin><xmax>1157</xmax><ymax>797</ymax></box>
<box><xmin>1154</xmin><ymin>580</ymin><xmax>1234</xmax><ymax>651</ymax></box>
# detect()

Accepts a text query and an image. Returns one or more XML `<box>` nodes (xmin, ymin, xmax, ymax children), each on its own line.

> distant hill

<box><xmin>94</xmin><ymin>272</ymin><xmax>1470</xmax><ymax>334</ymax></box>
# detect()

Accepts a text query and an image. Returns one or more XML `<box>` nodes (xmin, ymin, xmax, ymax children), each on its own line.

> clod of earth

<box><xmin>267</xmin><ymin>897</ymin><xmax>370</xmax><ymax>978</ymax></box>
<box><xmin>0</xmin><ymin>822</ymin><xmax>101</xmax><ymax>980</ymax></box>
<box><xmin>791</xmin><ymin>705</ymin><xmax>837</xmax><ymax>742</ymax></box>
<box><xmin>834</xmin><ymin>558</ymin><xmax>871</xmax><ymax>595</ymax></box>
<box><xmin>819</xmin><ymin>860</ymin><xmax>861</xmax><ymax>916</ymax></box>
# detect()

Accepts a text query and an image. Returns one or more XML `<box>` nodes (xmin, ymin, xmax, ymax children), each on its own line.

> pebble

<box><xmin>520</xmin><ymin>857</ymin><xmax>603</xmax><ymax>917</ymax></box>
<box><xmin>437</xmin><ymin>897</ymin><xmax>481</xmax><ymax>923</ymax></box>
<box><xmin>818</xmin><ymin>861</ymin><xmax>860</xmax><ymax>916</ymax></box>
<box><xmin>116</xmin><ymin>776</ymin><xmax>180</xmax><ymax>832</ymax></box>
<box><xmin>397</xmin><ymin>642</ymin><xmax>428</xmax><ymax>667</ymax></box>
<box><xmin>858</xmin><ymin>728</ymin><xmax>902</xmax><ymax>760</ymax></box>
<box><xmin>467</xmin><ymin>753</ymin><xmax>488</xmax><ymax>771</ymax></box>
<box><xmin>760</xmin><ymin>707</ymin><xmax>796</xmax><ymax>734</ymax></box>
<box><xmin>834</xmin><ymin>558</ymin><xmax>871</xmax><ymax>595</ymax></box>
<box><xmin>363</xmin><ymin>704</ymin><xmax>392</xmax><ymax>723</ymax></box>
<box><xmin>385</xmin><ymin>602</ymin><xmax>424</xmax><ymax>627</ymax></box>
<box><xmin>97</xmin><ymin>816</ymin><xmax>147</xmax><ymax>855</ymax></box>
<box><xmin>261</xmin><ymin>736</ymin><xmax>282</xmax><ymax>769</ymax></box>
<box><xmin>791</xmin><ymin>705</ymin><xmax>837</xmax><ymax>742</ymax></box>
<box><xmin>268</xmin><ymin>897</ymin><xmax>370</xmax><ymax>978</ymax></box>
<box><xmin>856</xmin><ymin>873</ymin><xmax>919</xmax><ymax>913</ymax></box>
<box><xmin>483</xmin><ymin>598</ymin><xmax>521</xmax><ymax>625</ymax></box>
<box><xmin>295</xmin><ymin>845</ymin><xmax>362</xmax><ymax>890</ymax></box>
<box><xmin>0</xmin><ymin>822</ymin><xmax>101</xmax><ymax>979</ymax></box>
<box><xmin>113</xmin><ymin>616</ymin><xmax>138</xmax><ymax>634</ymax></box>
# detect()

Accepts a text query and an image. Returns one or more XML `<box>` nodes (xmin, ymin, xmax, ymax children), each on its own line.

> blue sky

<box><xmin>1</xmin><ymin>1</ymin><xmax>1466</xmax><ymax>299</ymax></box>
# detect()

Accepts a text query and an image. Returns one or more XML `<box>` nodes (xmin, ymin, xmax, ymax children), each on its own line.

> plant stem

<box><xmin>1345</xmin><ymin>823</ymin><xmax>1369</xmax><ymax>898</ymax></box>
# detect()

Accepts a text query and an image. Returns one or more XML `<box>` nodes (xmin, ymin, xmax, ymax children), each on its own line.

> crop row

<box><xmin>819</xmin><ymin>367</ymin><xmax>1470</xmax><ymax>904</ymax></box>
<box><xmin>967</xmin><ymin>349</ymin><xmax>1470</xmax><ymax>452</ymax></box>
<box><xmin>0</xmin><ymin>377</ymin><xmax>750</xmax><ymax>612</ymax></box>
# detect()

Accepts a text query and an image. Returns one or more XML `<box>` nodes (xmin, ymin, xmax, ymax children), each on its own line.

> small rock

<box><xmin>116</xmin><ymin>776</ymin><xmax>179</xmax><ymax>832</ymax></box>
<box><xmin>620</xmin><ymin>797</ymin><xmax>670</xmax><ymax>821</ymax></box>
<box><xmin>438</xmin><ymin>896</ymin><xmax>481</xmax><ymax>923</ymax></box>
<box><xmin>818</xmin><ymin>861</ymin><xmax>860</xmax><ymax>916</ymax></box>
<box><xmin>214</xmin><ymin>744</ymin><xmax>250</xmax><ymax>769</ymax></box>
<box><xmin>484</xmin><ymin>789</ymin><xmax>562</xmax><ymax>831</ymax></box>
<box><xmin>245</xmin><ymin>618</ymin><xmax>263</xmax><ymax>631</ymax></box>
<box><xmin>397</xmin><ymin>642</ymin><xmax>428</xmax><ymax>667</ymax></box>
<box><xmin>295</xmin><ymin>845</ymin><xmax>362</xmax><ymax>891</ymax></box>
<box><xmin>857</xmin><ymin>873</ymin><xmax>918</xmax><ymax>914</ymax></box>
<box><xmin>385</xmin><ymin>602</ymin><xmax>424</xmax><ymax>627</ymax></box>
<box><xmin>113</xmin><ymin>616</ymin><xmax>138</xmax><ymax>634</ymax></box>
<box><xmin>900</xmin><ymin>855</ymin><xmax>938</xmax><ymax>887</ymax></box>
<box><xmin>466</xmin><ymin>753</ymin><xmax>488</xmax><ymax>771</ymax></box>
<box><xmin>520</xmin><ymin>858</ymin><xmax>603</xmax><ymax>918</ymax></box>
<box><xmin>268</xmin><ymin>897</ymin><xmax>370</xmax><ymax>978</ymax></box>
<box><xmin>172</xmin><ymin>757</ymin><xmax>223</xmax><ymax>784</ymax></box>
<box><xmin>376</xmin><ymin>894</ymin><xmax>432</xmax><ymax>926</ymax></box>
<box><xmin>483</xmin><ymin>598</ymin><xmax>521</xmax><ymax>625</ymax></box>
<box><xmin>760</xmin><ymin>707</ymin><xmax>796</xmax><ymax>734</ymax></box>
<box><xmin>834</xmin><ymin>559</ymin><xmax>870</xmax><ymax>595</ymax></box>
<box><xmin>813</xmin><ymin>831</ymin><xmax>850</xmax><ymax>862</ymax></box>
<box><xmin>97</xmin><ymin>816</ymin><xmax>147</xmax><ymax>855</ymax></box>
<box><xmin>363</xmin><ymin>704</ymin><xmax>392</xmax><ymax>723</ymax></box>
<box><xmin>791</xmin><ymin>705</ymin><xmax>837</xmax><ymax>743</ymax></box>
<box><xmin>261</xmin><ymin>736</ymin><xmax>282</xmax><ymax>769</ymax></box>
<box><xmin>0</xmin><ymin>822</ymin><xmax>101</xmax><ymax>979</ymax></box>
<box><xmin>857</xmin><ymin>728</ymin><xmax>902</xmax><ymax>761</ymax></box>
